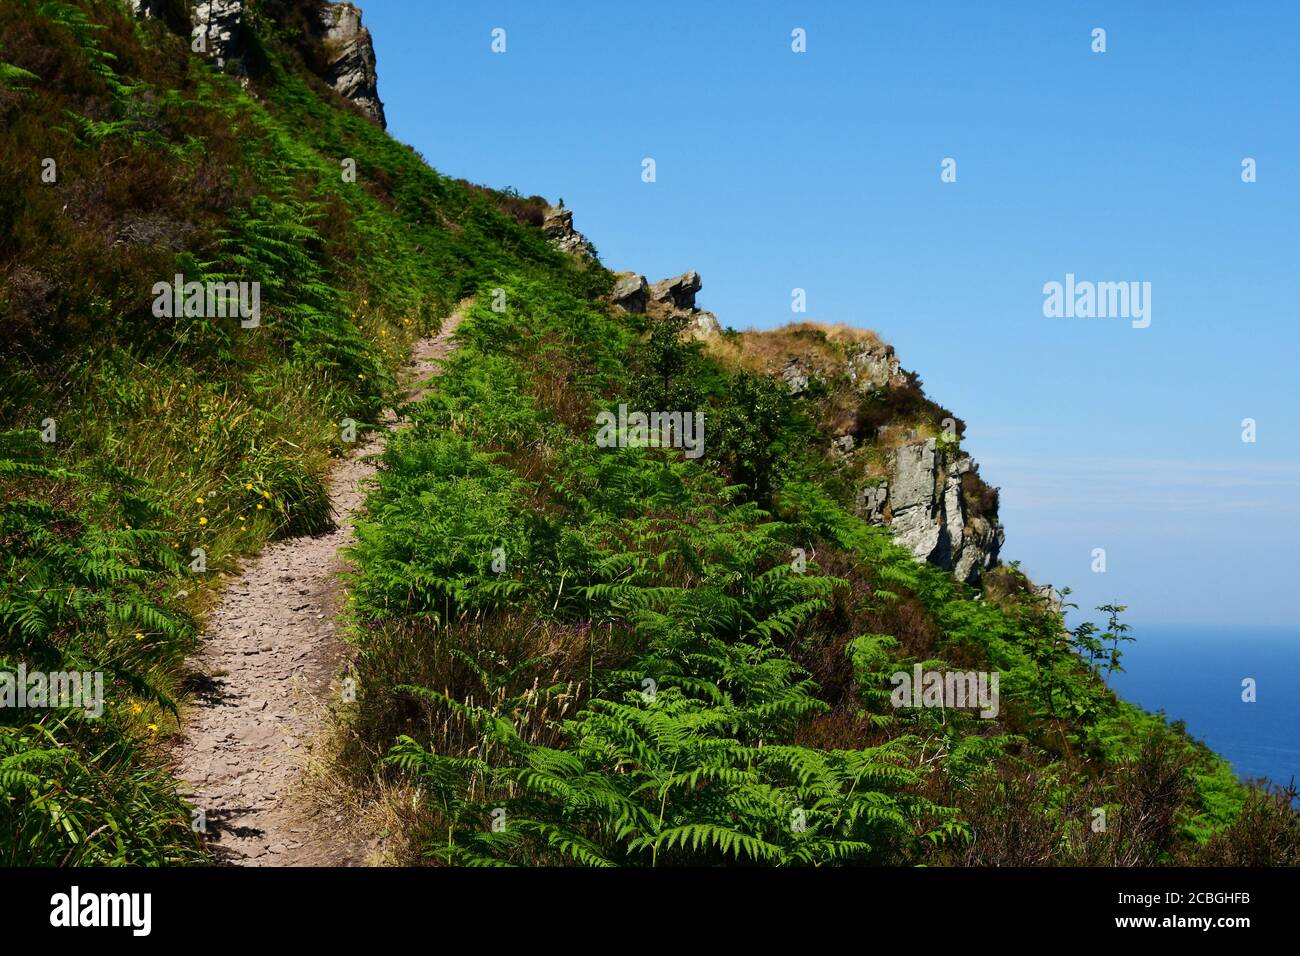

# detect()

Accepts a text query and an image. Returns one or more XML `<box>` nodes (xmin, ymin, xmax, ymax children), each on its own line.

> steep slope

<box><xmin>0</xmin><ymin>0</ymin><xmax>583</xmax><ymax>864</ymax></box>
<box><xmin>1</xmin><ymin>0</ymin><xmax>1296</xmax><ymax>867</ymax></box>
<box><xmin>610</xmin><ymin>268</ymin><xmax>1007</xmax><ymax>585</ymax></box>
<box><xmin>343</xmin><ymin>266</ymin><xmax>1269</xmax><ymax>866</ymax></box>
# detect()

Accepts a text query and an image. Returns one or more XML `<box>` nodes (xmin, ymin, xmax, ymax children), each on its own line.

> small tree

<box><xmin>1096</xmin><ymin>603</ymin><xmax>1133</xmax><ymax>685</ymax></box>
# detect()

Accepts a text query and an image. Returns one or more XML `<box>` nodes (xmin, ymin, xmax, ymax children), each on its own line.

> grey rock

<box><xmin>891</xmin><ymin>499</ymin><xmax>942</xmax><ymax>562</ymax></box>
<box><xmin>686</xmin><ymin>310</ymin><xmax>721</xmax><ymax>340</ymax></box>
<box><xmin>650</xmin><ymin>271</ymin><xmax>702</xmax><ymax>311</ymax></box>
<box><xmin>611</xmin><ymin>272</ymin><xmax>648</xmax><ymax>313</ymax></box>
<box><xmin>317</xmin><ymin>2</ymin><xmax>386</xmax><ymax>128</ymax></box>
<box><xmin>857</xmin><ymin>481</ymin><xmax>887</xmax><ymax>522</ymax></box>
<box><xmin>852</xmin><ymin>437</ymin><xmax>1003</xmax><ymax>584</ymax></box>
<box><xmin>847</xmin><ymin>342</ymin><xmax>902</xmax><ymax>392</ymax></box>
<box><xmin>952</xmin><ymin>516</ymin><xmax>1004</xmax><ymax>583</ymax></box>
<box><xmin>543</xmin><ymin>207</ymin><xmax>594</xmax><ymax>258</ymax></box>
<box><xmin>642</xmin><ymin>270</ymin><xmax>717</xmax><ymax>339</ymax></box>
<box><xmin>134</xmin><ymin>2</ymin><xmax>384</xmax><ymax>122</ymax></box>
<box><xmin>781</xmin><ymin>358</ymin><xmax>810</xmax><ymax>395</ymax></box>
<box><xmin>190</xmin><ymin>0</ymin><xmax>244</xmax><ymax>70</ymax></box>
<box><xmin>1033</xmin><ymin>583</ymin><xmax>1063</xmax><ymax>614</ymax></box>
<box><xmin>932</xmin><ymin>471</ymin><xmax>965</xmax><ymax>572</ymax></box>
<box><xmin>889</xmin><ymin>439</ymin><xmax>937</xmax><ymax>513</ymax></box>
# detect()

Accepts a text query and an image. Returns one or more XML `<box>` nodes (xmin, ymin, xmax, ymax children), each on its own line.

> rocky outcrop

<box><xmin>650</xmin><ymin>271</ymin><xmax>701</xmax><ymax>310</ymax></box>
<box><xmin>847</xmin><ymin>340</ymin><xmax>904</xmax><ymax>391</ymax></box>
<box><xmin>130</xmin><ymin>1</ymin><xmax>385</xmax><ymax>121</ymax></box>
<box><xmin>770</xmin><ymin>336</ymin><xmax>899</xmax><ymax>397</ymax></box>
<box><xmin>129</xmin><ymin>0</ymin><xmax>244</xmax><ymax>70</ymax></box>
<box><xmin>611</xmin><ymin>268</ymin><xmax>720</xmax><ymax>339</ymax></box>
<box><xmin>678</xmin><ymin>316</ymin><xmax>1003</xmax><ymax>583</ymax></box>
<box><xmin>189</xmin><ymin>0</ymin><xmax>244</xmax><ymax>69</ymax></box>
<box><xmin>543</xmin><ymin>206</ymin><xmax>595</xmax><ymax>258</ymax></box>
<box><xmin>782</xmin><ymin>358</ymin><xmax>811</xmax><ymax>395</ymax></box>
<box><xmin>650</xmin><ymin>271</ymin><xmax>719</xmax><ymax>340</ymax></box>
<box><xmin>855</xmin><ymin>436</ymin><xmax>1004</xmax><ymax>584</ymax></box>
<box><xmin>316</xmin><ymin>2</ymin><xmax>386</xmax><ymax>128</ymax></box>
<box><xmin>1034</xmin><ymin>584</ymin><xmax>1064</xmax><ymax>615</ymax></box>
<box><xmin>685</xmin><ymin>309</ymin><xmax>721</xmax><ymax>339</ymax></box>
<box><xmin>611</xmin><ymin>272</ymin><xmax>648</xmax><ymax>313</ymax></box>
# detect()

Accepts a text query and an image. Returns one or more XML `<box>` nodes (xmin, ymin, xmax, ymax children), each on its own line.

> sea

<box><xmin>1108</xmin><ymin>625</ymin><xmax>1299</xmax><ymax>789</ymax></box>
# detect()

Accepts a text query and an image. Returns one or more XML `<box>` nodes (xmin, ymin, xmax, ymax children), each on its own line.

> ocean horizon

<box><xmin>1108</xmin><ymin>625</ymin><xmax>1299</xmax><ymax>790</ymax></box>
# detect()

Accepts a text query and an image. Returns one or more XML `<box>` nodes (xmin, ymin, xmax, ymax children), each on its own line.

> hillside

<box><xmin>1</xmin><ymin>0</ymin><xmax>1296</xmax><ymax>866</ymax></box>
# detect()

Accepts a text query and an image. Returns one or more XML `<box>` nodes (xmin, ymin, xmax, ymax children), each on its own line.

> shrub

<box><xmin>960</xmin><ymin>469</ymin><xmax>1000</xmax><ymax>521</ymax></box>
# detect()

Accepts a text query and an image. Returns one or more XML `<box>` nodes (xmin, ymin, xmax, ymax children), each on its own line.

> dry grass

<box><xmin>301</xmin><ymin>702</ymin><xmax>413</xmax><ymax>866</ymax></box>
<box><xmin>702</xmin><ymin>321</ymin><xmax>916</xmax><ymax>458</ymax></box>
<box><xmin>322</xmin><ymin>612</ymin><xmax>641</xmax><ymax>865</ymax></box>
<box><xmin>704</xmin><ymin>321</ymin><xmax>888</xmax><ymax>383</ymax></box>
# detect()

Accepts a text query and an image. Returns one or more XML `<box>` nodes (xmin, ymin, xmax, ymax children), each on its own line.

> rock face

<box><xmin>830</xmin><ymin>434</ymin><xmax>856</xmax><ymax>457</ymax></box>
<box><xmin>543</xmin><ymin>207</ymin><xmax>595</xmax><ymax>258</ymax></box>
<box><xmin>847</xmin><ymin>340</ymin><xmax>904</xmax><ymax>391</ymax></box>
<box><xmin>648</xmin><ymin>271</ymin><xmax>719</xmax><ymax>340</ymax></box>
<box><xmin>130</xmin><ymin>0</ymin><xmax>385</xmax><ymax>123</ymax></box>
<box><xmin>781</xmin><ymin>358</ymin><xmax>810</xmax><ymax>395</ymax></box>
<box><xmin>667</xmin><ymin>316</ymin><xmax>1003</xmax><ymax>584</ymax></box>
<box><xmin>602</xmin><ymin>267</ymin><xmax>1002</xmax><ymax>582</ymax></box>
<box><xmin>190</xmin><ymin>0</ymin><xmax>244</xmax><ymax>69</ymax></box>
<box><xmin>686</xmin><ymin>310</ymin><xmax>721</xmax><ymax>339</ymax></box>
<box><xmin>611</xmin><ymin>268</ymin><xmax>719</xmax><ymax>339</ymax></box>
<box><xmin>129</xmin><ymin>0</ymin><xmax>244</xmax><ymax>71</ymax></box>
<box><xmin>316</xmin><ymin>2</ymin><xmax>386</xmax><ymax>128</ymax></box>
<box><xmin>855</xmin><ymin>437</ymin><xmax>1004</xmax><ymax>584</ymax></box>
<box><xmin>650</xmin><ymin>271</ymin><xmax>702</xmax><ymax>311</ymax></box>
<box><xmin>611</xmin><ymin>272</ymin><xmax>648</xmax><ymax>313</ymax></box>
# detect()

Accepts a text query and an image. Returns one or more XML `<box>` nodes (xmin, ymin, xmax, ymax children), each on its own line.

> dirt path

<box><xmin>172</xmin><ymin>311</ymin><xmax>462</xmax><ymax>866</ymax></box>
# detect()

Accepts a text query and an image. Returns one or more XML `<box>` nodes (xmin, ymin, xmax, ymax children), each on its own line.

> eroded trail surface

<box><xmin>173</xmin><ymin>313</ymin><xmax>461</xmax><ymax>866</ymax></box>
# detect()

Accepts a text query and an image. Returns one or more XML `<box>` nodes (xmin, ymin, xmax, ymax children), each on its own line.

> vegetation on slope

<box><xmin>0</xmin><ymin>0</ymin><xmax>581</xmax><ymax>864</ymax></box>
<box><xmin>345</xmin><ymin>283</ymin><xmax>1299</xmax><ymax>866</ymax></box>
<box><xmin>1</xmin><ymin>0</ymin><xmax>1294</xmax><ymax>866</ymax></box>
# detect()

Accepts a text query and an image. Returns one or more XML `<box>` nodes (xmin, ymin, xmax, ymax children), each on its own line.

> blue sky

<box><xmin>363</xmin><ymin>1</ymin><xmax>1300</xmax><ymax>627</ymax></box>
